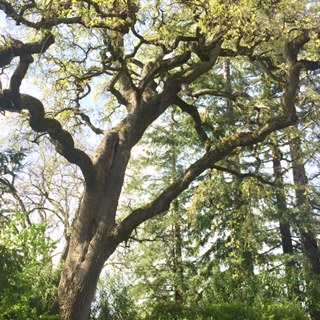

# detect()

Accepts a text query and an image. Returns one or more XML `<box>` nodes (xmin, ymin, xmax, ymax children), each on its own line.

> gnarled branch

<box><xmin>0</xmin><ymin>33</ymin><xmax>54</xmax><ymax>67</ymax></box>
<box><xmin>0</xmin><ymin>93</ymin><xmax>95</xmax><ymax>184</ymax></box>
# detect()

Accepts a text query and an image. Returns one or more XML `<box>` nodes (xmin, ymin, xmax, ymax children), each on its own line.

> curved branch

<box><xmin>184</xmin><ymin>37</ymin><xmax>223</xmax><ymax>84</ymax></box>
<box><xmin>139</xmin><ymin>50</ymin><xmax>191</xmax><ymax>92</ymax></box>
<box><xmin>285</xmin><ymin>27</ymin><xmax>320</xmax><ymax>63</ymax></box>
<box><xmin>75</xmin><ymin>109</ymin><xmax>106</xmax><ymax>135</ymax></box>
<box><xmin>0</xmin><ymin>39</ymin><xmax>94</xmax><ymax>185</ymax></box>
<box><xmin>0</xmin><ymin>0</ymin><xmax>80</xmax><ymax>29</ymax></box>
<box><xmin>0</xmin><ymin>177</ymin><xmax>15</xmax><ymax>193</ymax></box>
<box><xmin>6</xmin><ymin>54</ymin><xmax>34</xmax><ymax>109</ymax></box>
<box><xmin>126</xmin><ymin>38</ymin><xmax>224</xmax><ymax>146</ymax></box>
<box><xmin>1</xmin><ymin>94</ymin><xmax>95</xmax><ymax>184</ymax></box>
<box><xmin>113</xmin><ymin>115</ymin><xmax>295</xmax><ymax>242</ymax></box>
<box><xmin>0</xmin><ymin>35</ymin><xmax>53</xmax><ymax>111</ymax></box>
<box><xmin>0</xmin><ymin>33</ymin><xmax>54</xmax><ymax>68</ymax></box>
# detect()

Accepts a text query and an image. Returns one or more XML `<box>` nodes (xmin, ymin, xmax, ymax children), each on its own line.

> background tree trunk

<box><xmin>271</xmin><ymin>134</ymin><xmax>299</xmax><ymax>300</ymax></box>
<box><xmin>290</xmin><ymin>129</ymin><xmax>320</xmax><ymax>320</ymax></box>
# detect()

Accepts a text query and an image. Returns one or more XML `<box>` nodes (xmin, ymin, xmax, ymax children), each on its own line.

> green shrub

<box><xmin>198</xmin><ymin>304</ymin><xmax>257</xmax><ymax>320</ymax></box>
<box><xmin>147</xmin><ymin>302</ymin><xmax>257</xmax><ymax>320</ymax></box>
<box><xmin>259</xmin><ymin>302</ymin><xmax>308</xmax><ymax>320</ymax></box>
<box><xmin>147</xmin><ymin>301</ymin><xmax>308</xmax><ymax>320</ymax></box>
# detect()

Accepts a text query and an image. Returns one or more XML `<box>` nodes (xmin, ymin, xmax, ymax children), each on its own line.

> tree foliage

<box><xmin>0</xmin><ymin>0</ymin><xmax>320</xmax><ymax>319</ymax></box>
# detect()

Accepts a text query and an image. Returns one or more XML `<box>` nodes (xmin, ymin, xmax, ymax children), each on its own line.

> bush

<box><xmin>147</xmin><ymin>301</ymin><xmax>308</xmax><ymax>320</ymax></box>
<box><xmin>259</xmin><ymin>302</ymin><xmax>308</xmax><ymax>320</ymax></box>
<box><xmin>0</xmin><ymin>211</ymin><xmax>60</xmax><ymax>319</ymax></box>
<box><xmin>147</xmin><ymin>302</ymin><xmax>257</xmax><ymax>320</ymax></box>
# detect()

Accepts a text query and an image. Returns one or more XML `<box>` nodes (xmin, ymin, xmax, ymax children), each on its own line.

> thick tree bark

<box><xmin>58</xmin><ymin>131</ymin><xmax>130</xmax><ymax>319</ymax></box>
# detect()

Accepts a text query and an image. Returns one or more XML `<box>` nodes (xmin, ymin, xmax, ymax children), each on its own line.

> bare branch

<box><xmin>211</xmin><ymin>164</ymin><xmax>275</xmax><ymax>186</ymax></box>
<box><xmin>192</xmin><ymin>88</ymin><xmax>251</xmax><ymax>100</ymax></box>
<box><xmin>174</xmin><ymin>97</ymin><xmax>208</xmax><ymax>142</ymax></box>
<box><xmin>75</xmin><ymin>109</ymin><xmax>106</xmax><ymax>135</ymax></box>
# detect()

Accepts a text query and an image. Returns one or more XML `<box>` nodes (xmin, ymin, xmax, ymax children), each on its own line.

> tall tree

<box><xmin>223</xmin><ymin>58</ymin><xmax>256</xmax><ymax>293</ymax></box>
<box><xmin>271</xmin><ymin>133</ymin><xmax>299</xmax><ymax>300</ymax></box>
<box><xmin>0</xmin><ymin>1</ymin><xmax>320</xmax><ymax>319</ymax></box>
<box><xmin>289</xmin><ymin>126</ymin><xmax>320</xmax><ymax>319</ymax></box>
<box><xmin>122</xmin><ymin>109</ymin><xmax>194</xmax><ymax>311</ymax></box>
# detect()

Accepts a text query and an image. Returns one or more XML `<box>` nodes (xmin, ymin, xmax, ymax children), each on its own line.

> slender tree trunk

<box><xmin>169</xmin><ymin>124</ymin><xmax>184</xmax><ymax>304</ymax></box>
<box><xmin>172</xmin><ymin>200</ymin><xmax>184</xmax><ymax>304</ymax></box>
<box><xmin>271</xmin><ymin>134</ymin><xmax>298</xmax><ymax>299</ymax></box>
<box><xmin>289</xmin><ymin>131</ymin><xmax>320</xmax><ymax>320</ymax></box>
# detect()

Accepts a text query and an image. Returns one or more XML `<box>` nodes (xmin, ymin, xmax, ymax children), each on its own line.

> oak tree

<box><xmin>0</xmin><ymin>1</ymin><xmax>320</xmax><ymax>319</ymax></box>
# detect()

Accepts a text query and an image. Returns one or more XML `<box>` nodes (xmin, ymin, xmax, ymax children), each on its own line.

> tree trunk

<box><xmin>172</xmin><ymin>201</ymin><xmax>184</xmax><ymax>304</ymax></box>
<box><xmin>289</xmin><ymin>130</ymin><xmax>320</xmax><ymax>320</ymax></box>
<box><xmin>271</xmin><ymin>134</ymin><xmax>298</xmax><ymax>300</ymax></box>
<box><xmin>58</xmin><ymin>194</ymin><xmax>121</xmax><ymax>319</ymax></box>
<box><xmin>58</xmin><ymin>131</ymin><xmax>131</xmax><ymax>320</ymax></box>
<box><xmin>58</xmin><ymin>238</ymin><xmax>118</xmax><ymax>320</ymax></box>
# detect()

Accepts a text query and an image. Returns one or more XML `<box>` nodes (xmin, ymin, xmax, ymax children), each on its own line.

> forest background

<box><xmin>0</xmin><ymin>0</ymin><xmax>320</xmax><ymax>319</ymax></box>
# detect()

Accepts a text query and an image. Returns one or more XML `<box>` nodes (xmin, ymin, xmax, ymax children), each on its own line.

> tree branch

<box><xmin>139</xmin><ymin>51</ymin><xmax>191</xmax><ymax>93</ymax></box>
<box><xmin>211</xmin><ymin>164</ymin><xmax>275</xmax><ymax>186</ymax></box>
<box><xmin>184</xmin><ymin>37</ymin><xmax>223</xmax><ymax>84</ymax></box>
<box><xmin>0</xmin><ymin>94</ymin><xmax>95</xmax><ymax>184</ymax></box>
<box><xmin>174</xmin><ymin>97</ymin><xmax>208</xmax><ymax>142</ymax></box>
<box><xmin>298</xmin><ymin>60</ymin><xmax>320</xmax><ymax>71</ymax></box>
<box><xmin>285</xmin><ymin>27</ymin><xmax>320</xmax><ymax>63</ymax></box>
<box><xmin>282</xmin><ymin>29</ymin><xmax>319</xmax><ymax>119</ymax></box>
<box><xmin>192</xmin><ymin>89</ymin><xmax>251</xmax><ymax>100</ymax></box>
<box><xmin>0</xmin><ymin>33</ymin><xmax>54</xmax><ymax>68</ymax></box>
<box><xmin>124</xmin><ymin>37</ymin><xmax>226</xmax><ymax>148</ymax></box>
<box><xmin>0</xmin><ymin>38</ymin><xmax>94</xmax><ymax>182</ymax></box>
<box><xmin>75</xmin><ymin>109</ymin><xmax>106</xmax><ymax>135</ymax></box>
<box><xmin>113</xmin><ymin>115</ymin><xmax>295</xmax><ymax>242</ymax></box>
<box><xmin>0</xmin><ymin>0</ymin><xmax>129</xmax><ymax>32</ymax></box>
